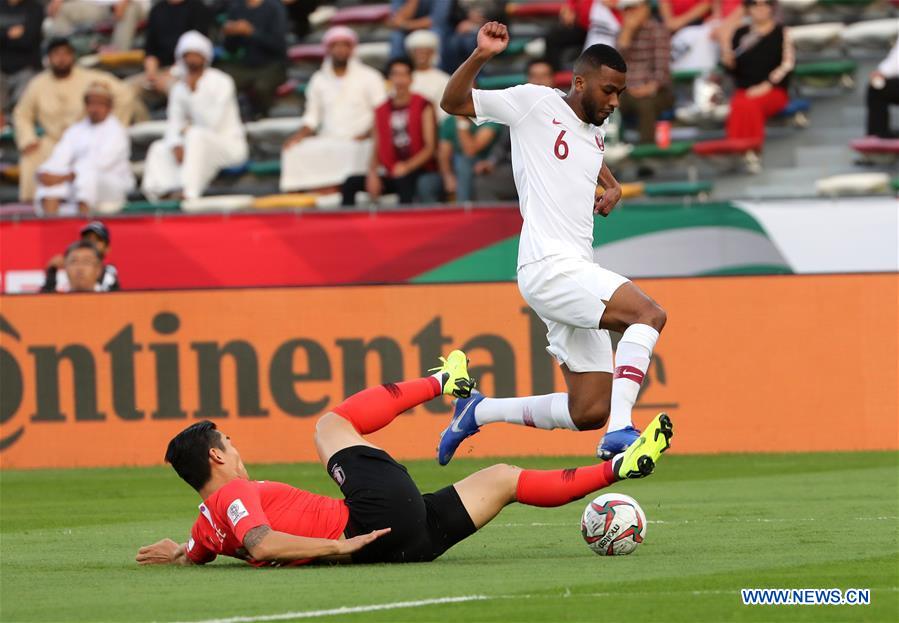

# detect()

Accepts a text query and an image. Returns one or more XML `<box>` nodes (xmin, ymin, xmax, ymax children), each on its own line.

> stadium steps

<box><xmin>891</xmin><ymin>177</ymin><xmax>899</xmax><ymax>193</ymax></box>
<box><xmin>328</xmin><ymin>4</ymin><xmax>391</xmax><ymax>26</ymax></box>
<box><xmin>506</xmin><ymin>2</ymin><xmax>565</xmax><ymax>18</ymax></box>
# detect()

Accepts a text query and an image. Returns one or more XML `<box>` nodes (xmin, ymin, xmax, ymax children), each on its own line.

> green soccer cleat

<box><xmin>429</xmin><ymin>350</ymin><xmax>476</xmax><ymax>399</ymax></box>
<box><xmin>611</xmin><ymin>413</ymin><xmax>673</xmax><ymax>480</ymax></box>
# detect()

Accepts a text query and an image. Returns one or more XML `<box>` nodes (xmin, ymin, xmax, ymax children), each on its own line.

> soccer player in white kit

<box><xmin>437</xmin><ymin>22</ymin><xmax>670</xmax><ymax>464</ymax></box>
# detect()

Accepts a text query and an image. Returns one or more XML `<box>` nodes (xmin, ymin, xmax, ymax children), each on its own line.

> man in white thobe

<box><xmin>35</xmin><ymin>81</ymin><xmax>135</xmax><ymax>215</ymax></box>
<box><xmin>280</xmin><ymin>25</ymin><xmax>387</xmax><ymax>192</ymax></box>
<box><xmin>141</xmin><ymin>30</ymin><xmax>247</xmax><ymax>200</ymax></box>
<box><xmin>406</xmin><ymin>29</ymin><xmax>450</xmax><ymax>122</ymax></box>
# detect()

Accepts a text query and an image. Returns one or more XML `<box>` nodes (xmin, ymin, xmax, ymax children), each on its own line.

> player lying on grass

<box><xmin>438</xmin><ymin>22</ymin><xmax>668</xmax><ymax>464</ymax></box>
<box><xmin>136</xmin><ymin>351</ymin><xmax>673</xmax><ymax>567</ymax></box>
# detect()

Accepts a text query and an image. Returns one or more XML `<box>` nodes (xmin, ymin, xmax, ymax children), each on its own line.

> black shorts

<box><xmin>327</xmin><ymin>445</ymin><xmax>477</xmax><ymax>564</ymax></box>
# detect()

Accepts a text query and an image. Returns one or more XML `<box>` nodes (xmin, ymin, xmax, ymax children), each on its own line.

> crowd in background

<box><xmin>0</xmin><ymin>0</ymin><xmax>897</xmax><ymax>214</ymax></box>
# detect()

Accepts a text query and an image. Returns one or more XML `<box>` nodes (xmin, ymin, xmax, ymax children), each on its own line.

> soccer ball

<box><xmin>581</xmin><ymin>493</ymin><xmax>647</xmax><ymax>556</ymax></box>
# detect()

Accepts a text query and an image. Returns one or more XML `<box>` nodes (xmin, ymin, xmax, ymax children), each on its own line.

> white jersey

<box><xmin>472</xmin><ymin>84</ymin><xmax>606</xmax><ymax>268</ymax></box>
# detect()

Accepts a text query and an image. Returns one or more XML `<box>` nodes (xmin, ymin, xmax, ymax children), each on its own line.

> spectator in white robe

<box><xmin>280</xmin><ymin>26</ymin><xmax>387</xmax><ymax>192</ymax></box>
<box><xmin>406</xmin><ymin>29</ymin><xmax>450</xmax><ymax>122</ymax></box>
<box><xmin>35</xmin><ymin>81</ymin><xmax>134</xmax><ymax>215</ymax></box>
<box><xmin>141</xmin><ymin>30</ymin><xmax>248</xmax><ymax>200</ymax></box>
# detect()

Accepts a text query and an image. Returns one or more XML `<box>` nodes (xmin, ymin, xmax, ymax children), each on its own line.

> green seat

<box><xmin>793</xmin><ymin>60</ymin><xmax>857</xmax><ymax>78</ymax></box>
<box><xmin>629</xmin><ymin>141</ymin><xmax>694</xmax><ymax>160</ymax></box>
<box><xmin>499</xmin><ymin>38</ymin><xmax>529</xmax><ymax>57</ymax></box>
<box><xmin>673</xmin><ymin>69</ymin><xmax>702</xmax><ymax>83</ymax></box>
<box><xmin>249</xmin><ymin>160</ymin><xmax>281</xmax><ymax>177</ymax></box>
<box><xmin>477</xmin><ymin>73</ymin><xmax>526</xmax><ymax>90</ymax></box>
<box><xmin>121</xmin><ymin>200</ymin><xmax>181</xmax><ymax>213</ymax></box>
<box><xmin>891</xmin><ymin>177</ymin><xmax>899</xmax><ymax>192</ymax></box>
<box><xmin>0</xmin><ymin>127</ymin><xmax>14</xmax><ymax>142</ymax></box>
<box><xmin>644</xmin><ymin>180</ymin><xmax>713</xmax><ymax>198</ymax></box>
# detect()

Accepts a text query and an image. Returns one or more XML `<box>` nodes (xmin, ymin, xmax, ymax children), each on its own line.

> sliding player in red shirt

<box><xmin>136</xmin><ymin>351</ymin><xmax>672</xmax><ymax>567</ymax></box>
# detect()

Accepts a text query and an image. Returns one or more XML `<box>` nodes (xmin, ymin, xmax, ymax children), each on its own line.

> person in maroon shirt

<box><xmin>341</xmin><ymin>57</ymin><xmax>439</xmax><ymax>206</ymax></box>
<box><xmin>136</xmin><ymin>350</ymin><xmax>672</xmax><ymax>566</ymax></box>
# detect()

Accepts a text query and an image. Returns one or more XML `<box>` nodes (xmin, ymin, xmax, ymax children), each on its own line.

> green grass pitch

<box><xmin>1</xmin><ymin>452</ymin><xmax>897</xmax><ymax>623</ymax></box>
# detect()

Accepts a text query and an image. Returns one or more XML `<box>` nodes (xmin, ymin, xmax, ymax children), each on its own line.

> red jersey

<box><xmin>185</xmin><ymin>479</ymin><xmax>350</xmax><ymax>567</ymax></box>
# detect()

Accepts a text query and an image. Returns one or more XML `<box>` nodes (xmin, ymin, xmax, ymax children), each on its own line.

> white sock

<box><xmin>607</xmin><ymin>324</ymin><xmax>659</xmax><ymax>432</ymax></box>
<box><xmin>474</xmin><ymin>393</ymin><xmax>578</xmax><ymax>430</ymax></box>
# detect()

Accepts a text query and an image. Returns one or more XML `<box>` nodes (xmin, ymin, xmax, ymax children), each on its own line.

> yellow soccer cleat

<box><xmin>429</xmin><ymin>350</ymin><xmax>476</xmax><ymax>399</ymax></box>
<box><xmin>612</xmin><ymin>413</ymin><xmax>673</xmax><ymax>480</ymax></box>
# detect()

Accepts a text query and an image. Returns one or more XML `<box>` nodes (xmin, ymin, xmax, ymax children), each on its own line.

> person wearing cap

<box><xmin>219</xmin><ymin>0</ymin><xmax>288</xmax><ymax>119</ymax></box>
<box><xmin>406</xmin><ymin>29</ymin><xmax>450</xmax><ymax>123</ymax></box>
<box><xmin>42</xmin><ymin>222</ymin><xmax>120</xmax><ymax>292</ymax></box>
<box><xmin>141</xmin><ymin>31</ymin><xmax>248</xmax><ymax>201</ymax></box>
<box><xmin>341</xmin><ymin>57</ymin><xmax>440</xmax><ymax>206</ymax></box>
<box><xmin>280</xmin><ymin>26</ymin><xmax>387</xmax><ymax>192</ymax></box>
<box><xmin>80</xmin><ymin>221</ymin><xmax>120</xmax><ymax>291</ymax></box>
<box><xmin>0</xmin><ymin>0</ymin><xmax>44</xmax><ymax>122</ymax></box>
<box><xmin>13</xmin><ymin>36</ymin><xmax>135</xmax><ymax>202</ymax></box>
<box><xmin>40</xmin><ymin>240</ymin><xmax>105</xmax><ymax>294</ymax></box>
<box><xmin>46</xmin><ymin>0</ymin><xmax>145</xmax><ymax>52</ymax></box>
<box><xmin>615</xmin><ymin>0</ymin><xmax>673</xmax><ymax>145</ymax></box>
<box><xmin>34</xmin><ymin>81</ymin><xmax>135</xmax><ymax>215</ymax></box>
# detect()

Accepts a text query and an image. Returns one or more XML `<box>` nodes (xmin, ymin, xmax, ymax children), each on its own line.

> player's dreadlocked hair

<box><xmin>573</xmin><ymin>44</ymin><xmax>627</xmax><ymax>76</ymax></box>
<box><xmin>165</xmin><ymin>420</ymin><xmax>225</xmax><ymax>491</ymax></box>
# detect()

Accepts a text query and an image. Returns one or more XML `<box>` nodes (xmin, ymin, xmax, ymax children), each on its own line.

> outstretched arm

<box><xmin>242</xmin><ymin>525</ymin><xmax>390</xmax><ymax>563</ymax></box>
<box><xmin>441</xmin><ymin>21</ymin><xmax>509</xmax><ymax>117</ymax></box>
<box><xmin>136</xmin><ymin>538</ymin><xmax>194</xmax><ymax>565</ymax></box>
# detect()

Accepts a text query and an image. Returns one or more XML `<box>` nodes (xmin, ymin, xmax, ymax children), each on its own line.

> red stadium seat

<box><xmin>276</xmin><ymin>79</ymin><xmax>300</xmax><ymax>98</ymax></box>
<box><xmin>288</xmin><ymin>43</ymin><xmax>326</xmax><ymax>63</ymax></box>
<box><xmin>507</xmin><ymin>2</ymin><xmax>566</xmax><ymax>17</ymax></box>
<box><xmin>329</xmin><ymin>4</ymin><xmax>391</xmax><ymax>26</ymax></box>
<box><xmin>94</xmin><ymin>18</ymin><xmax>147</xmax><ymax>36</ymax></box>
<box><xmin>850</xmin><ymin>137</ymin><xmax>899</xmax><ymax>155</ymax></box>
<box><xmin>692</xmin><ymin>137</ymin><xmax>762</xmax><ymax>156</ymax></box>
<box><xmin>553</xmin><ymin>70</ymin><xmax>573</xmax><ymax>88</ymax></box>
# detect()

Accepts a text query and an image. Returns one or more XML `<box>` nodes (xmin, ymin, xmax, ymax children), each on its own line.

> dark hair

<box><xmin>165</xmin><ymin>420</ymin><xmax>225</xmax><ymax>491</ymax></box>
<box><xmin>527</xmin><ymin>58</ymin><xmax>556</xmax><ymax>74</ymax></box>
<box><xmin>384</xmin><ymin>56</ymin><xmax>414</xmax><ymax>77</ymax></box>
<box><xmin>64</xmin><ymin>240</ymin><xmax>101</xmax><ymax>260</ymax></box>
<box><xmin>573</xmin><ymin>44</ymin><xmax>627</xmax><ymax>76</ymax></box>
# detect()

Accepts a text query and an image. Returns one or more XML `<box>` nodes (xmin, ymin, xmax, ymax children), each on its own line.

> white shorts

<box><xmin>517</xmin><ymin>255</ymin><xmax>629</xmax><ymax>373</ymax></box>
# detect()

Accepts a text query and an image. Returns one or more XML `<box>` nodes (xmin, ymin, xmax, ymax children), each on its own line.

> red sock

<box><xmin>332</xmin><ymin>377</ymin><xmax>441</xmax><ymax>434</ymax></box>
<box><xmin>516</xmin><ymin>462</ymin><xmax>618</xmax><ymax>507</ymax></box>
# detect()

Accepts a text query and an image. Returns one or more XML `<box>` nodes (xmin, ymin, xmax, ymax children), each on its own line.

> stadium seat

<box><xmin>841</xmin><ymin>19</ymin><xmax>899</xmax><ymax>47</ymax></box>
<box><xmin>275</xmin><ymin>79</ymin><xmax>300</xmax><ymax>98</ymax></box>
<box><xmin>356</xmin><ymin>41</ymin><xmax>392</xmax><ymax>65</ymax></box>
<box><xmin>248</xmin><ymin>160</ymin><xmax>282</xmax><ymax>177</ymax></box>
<box><xmin>219</xmin><ymin>162</ymin><xmax>250</xmax><ymax>178</ymax></box>
<box><xmin>693</xmin><ymin>137</ymin><xmax>761</xmax><ymax>156</ymax></box>
<box><xmin>181</xmin><ymin>195</ymin><xmax>255</xmax><ymax>213</ymax></box>
<box><xmin>0</xmin><ymin>202</ymin><xmax>35</xmax><ymax>217</ymax></box>
<box><xmin>891</xmin><ymin>177</ymin><xmax>899</xmax><ymax>193</ymax></box>
<box><xmin>128</xmin><ymin>120</ymin><xmax>167</xmax><ymax>143</ymax></box>
<box><xmin>554</xmin><ymin>70</ymin><xmax>573</xmax><ymax>88</ymax></box>
<box><xmin>788</xmin><ymin>23</ymin><xmax>844</xmax><ymax>51</ymax></box>
<box><xmin>644</xmin><ymin>180</ymin><xmax>713</xmax><ymax>198</ymax></box>
<box><xmin>1</xmin><ymin>163</ymin><xmax>19</xmax><ymax>182</ymax></box>
<box><xmin>850</xmin><ymin>136</ymin><xmax>899</xmax><ymax>155</ymax></box>
<box><xmin>774</xmin><ymin>98</ymin><xmax>811</xmax><ymax>127</ymax></box>
<box><xmin>816</xmin><ymin>172</ymin><xmax>890</xmax><ymax>196</ymax></box>
<box><xmin>121</xmin><ymin>199</ymin><xmax>181</xmax><ymax>214</ymax></box>
<box><xmin>0</xmin><ymin>126</ymin><xmax>14</xmax><ymax>142</ymax></box>
<box><xmin>246</xmin><ymin>117</ymin><xmax>304</xmax><ymax>140</ymax></box>
<box><xmin>329</xmin><ymin>4</ymin><xmax>391</xmax><ymax>26</ymax></box>
<box><xmin>778</xmin><ymin>0</ymin><xmax>819</xmax><ymax>9</ymax></box>
<box><xmin>506</xmin><ymin>2</ymin><xmax>565</xmax><ymax>18</ymax></box>
<box><xmin>252</xmin><ymin>193</ymin><xmax>319</xmax><ymax>209</ymax></box>
<box><xmin>793</xmin><ymin>60</ymin><xmax>857</xmax><ymax>88</ymax></box>
<box><xmin>499</xmin><ymin>39</ymin><xmax>530</xmax><ymax>57</ymax></box>
<box><xmin>672</xmin><ymin>68</ymin><xmax>703</xmax><ymax>83</ymax></box>
<box><xmin>97</xmin><ymin>49</ymin><xmax>146</xmax><ymax>68</ymax></box>
<box><xmin>288</xmin><ymin>44</ymin><xmax>326</xmax><ymax>63</ymax></box>
<box><xmin>477</xmin><ymin>73</ymin><xmax>526</xmax><ymax>89</ymax></box>
<box><xmin>309</xmin><ymin>5</ymin><xmax>337</xmax><ymax>27</ymax></box>
<box><xmin>628</xmin><ymin>141</ymin><xmax>694</xmax><ymax>161</ymax></box>
<box><xmin>603</xmin><ymin>143</ymin><xmax>633</xmax><ymax>166</ymax></box>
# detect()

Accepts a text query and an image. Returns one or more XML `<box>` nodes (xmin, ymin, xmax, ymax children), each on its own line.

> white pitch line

<box><xmin>168</xmin><ymin>595</ymin><xmax>489</xmax><ymax>623</ymax></box>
